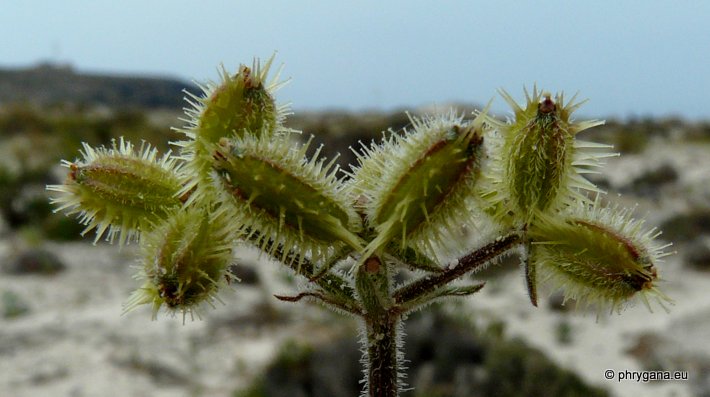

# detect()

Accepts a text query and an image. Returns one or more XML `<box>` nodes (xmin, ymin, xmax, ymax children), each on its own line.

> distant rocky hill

<box><xmin>0</xmin><ymin>63</ymin><xmax>196</xmax><ymax>109</ymax></box>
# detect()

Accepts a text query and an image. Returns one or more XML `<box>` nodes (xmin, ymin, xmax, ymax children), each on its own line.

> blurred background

<box><xmin>0</xmin><ymin>1</ymin><xmax>709</xmax><ymax>396</ymax></box>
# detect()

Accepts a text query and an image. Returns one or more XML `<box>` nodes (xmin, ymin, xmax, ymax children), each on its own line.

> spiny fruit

<box><xmin>350</xmin><ymin>111</ymin><xmax>486</xmax><ymax>263</ymax></box>
<box><xmin>212</xmin><ymin>133</ymin><xmax>363</xmax><ymax>265</ymax></box>
<box><xmin>47</xmin><ymin>137</ymin><xmax>183</xmax><ymax>245</ymax></box>
<box><xmin>124</xmin><ymin>205</ymin><xmax>236</xmax><ymax>320</ymax></box>
<box><xmin>528</xmin><ymin>199</ymin><xmax>673</xmax><ymax>313</ymax></box>
<box><xmin>482</xmin><ymin>87</ymin><xmax>614</xmax><ymax>226</ymax></box>
<box><xmin>173</xmin><ymin>54</ymin><xmax>292</xmax><ymax>204</ymax></box>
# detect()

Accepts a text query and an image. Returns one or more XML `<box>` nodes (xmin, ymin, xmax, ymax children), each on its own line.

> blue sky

<box><xmin>1</xmin><ymin>1</ymin><xmax>709</xmax><ymax>120</ymax></box>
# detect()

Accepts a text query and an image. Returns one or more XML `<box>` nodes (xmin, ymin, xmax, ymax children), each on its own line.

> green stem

<box><xmin>356</xmin><ymin>257</ymin><xmax>401</xmax><ymax>397</ymax></box>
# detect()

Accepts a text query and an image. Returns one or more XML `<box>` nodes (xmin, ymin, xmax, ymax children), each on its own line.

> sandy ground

<box><xmin>1</xmin><ymin>141</ymin><xmax>709</xmax><ymax>397</ymax></box>
<box><xmin>466</xmin><ymin>254</ymin><xmax>707</xmax><ymax>397</ymax></box>
<box><xmin>0</xmin><ymin>242</ymin><xmax>338</xmax><ymax>397</ymax></box>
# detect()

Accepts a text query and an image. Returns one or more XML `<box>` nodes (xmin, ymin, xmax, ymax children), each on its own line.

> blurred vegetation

<box><xmin>234</xmin><ymin>311</ymin><xmax>608</xmax><ymax>397</ymax></box>
<box><xmin>588</xmin><ymin>117</ymin><xmax>710</xmax><ymax>153</ymax></box>
<box><xmin>0</xmin><ymin>103</ymin><xmax>179</xmax><ymax>240</ymax></box>
<box><xmin>2</xmin><ymin>247</ymin><xmax>66</xmax><ymax>275</ymax></box>
<box><xmin>555</xmin><ymin>320</ymin><xmax>574</xmax><ymax>345</ymax></box>
<box><xmin>1</xmin><ymin>290</ymin><xmax>30</xmax><ymax>319</ymax></box>
<box><xmin>288</xmin><ymin>110</ymin><xmax>414</xmax><ymax>169</ymax></box>
<box><xmin>2</xmin><ymin>80</ymin><xmax>710</xmax><ymax>243</ymax></box>
<box><xmin>660</xmin><ymin>209</ymin><xmax>710</xmax><ymax>243</ymax></box>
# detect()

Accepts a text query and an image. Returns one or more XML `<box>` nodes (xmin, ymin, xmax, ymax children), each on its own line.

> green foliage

<box><xmin>232</xmin><ymin>340</ymin><xmax>324</xmax><ymax>397</ymax></box>
<box><xmin>233</xmin><ymin>384</ymin><xmax>267</xmax><ymax>397</ymax></box>
<box><xmin>41</xmin><ymin>214</ymin><xmax>87</xmax><ymax>241</ymax></box>
<box><xmin>482</xmin><ymin>339</ymin><xmax>607</xmax><ymax>397</ymax></box>
<box><xmin>2</xmin><ymin>290</ymin><xmax>30</xmax><ymax>318</ymax></box>
<box><xmin>556</xmin><ymin>319</ymin><xmax>573</xmax><ymax>345</ymax></box>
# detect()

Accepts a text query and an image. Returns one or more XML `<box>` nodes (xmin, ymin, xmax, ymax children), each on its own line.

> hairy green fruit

<box><xmin>352</xmin><ymin>112</ymin><xmax>485</xmax><ymax>262</ymax></box>
<box><xmin>213</xmin><ymin>134</ymin><xmax>363</xmax><ymax>264</ymax></box>
<box><xmin>483</xmin><ymin>87</ymin><xmax>612</xmax><ymax>225</ymax></box>
<box><xmin>124</xmin><ymin>206</ymin><xmax>236</xmax><ymax>320</ymax></box>
<box><xmin>173</xmin><ymin>55</ymin><xmax>291</xmax><ymax>204</ymax></box>
<box><xmin>47</xmin><ymin>138</ymin><xmax>183</xmax><ymax>245</ymax></box>
<box><xmin>198</xmin><ymin>64</ymin><xmax>278</xmax><ymax>142</ymax></box>
<box><xmin>528</xmin><ymin>200</ymin><xmax>673</xmax><ymax>313</ymax></box>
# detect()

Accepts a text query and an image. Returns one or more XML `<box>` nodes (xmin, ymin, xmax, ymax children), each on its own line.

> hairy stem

<box><xmin>356</xmin><ymin>257</ymin><xmax>401</xmax><ymax>397</ymax></box>
<box><xmin>393</xmin><ymin>232</ymin><xmax>521</xmax><ymax>305</ymax></box>
<box><xmin>253</xmin><ymin>232</ymin><xmax>358</xmax><ymax>301</ymax></box>
<box><xmin>364</xmin><ymin>311</ymin><xmax>400</xmax><ymax>397</ymax></box>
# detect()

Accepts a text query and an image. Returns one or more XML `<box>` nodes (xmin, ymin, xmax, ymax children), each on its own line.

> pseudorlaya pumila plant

<box><xmin>47</xmin><ymin>55</ymin><xmax>673</xmax><ymax>397</ymax></box>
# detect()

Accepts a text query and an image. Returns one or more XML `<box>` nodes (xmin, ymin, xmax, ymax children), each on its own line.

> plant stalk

<box><xmin>356</xmin><ymin>257</ymin><xmax>401</xmax><ymax>397</ymax></box>
<box><xmin>393</xmin><ymin>232</ymin><xmax>520</xmax><ymax>305</ymax></box>
<box><xmin>364</xmin><ymin>311</ymin><xmax>400</xmax><ymax>397</ymax></box>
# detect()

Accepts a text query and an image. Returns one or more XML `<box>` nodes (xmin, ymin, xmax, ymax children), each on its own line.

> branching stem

<box><xmin>393</xmin><ymin>232</ymin><xmax>521</xmax><ymax>305</ymax></box>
